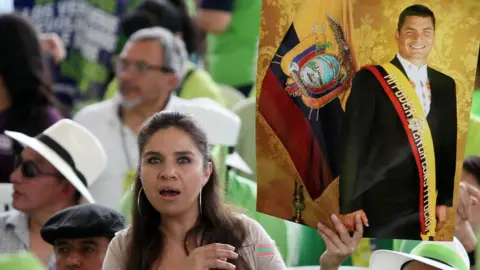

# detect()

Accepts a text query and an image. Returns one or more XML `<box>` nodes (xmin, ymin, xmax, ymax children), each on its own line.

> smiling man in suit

<box><xmin>339</xmin><ymin>4</ymin><xmax>457</xmax><ymax>240</ymax></box>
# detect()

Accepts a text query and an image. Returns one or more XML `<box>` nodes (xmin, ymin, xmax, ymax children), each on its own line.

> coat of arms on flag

<box><xmin>284</xmin><ymin>13</ymin><xmax>355</xmax><ymax>119</ymax></box>
<box><xmin>256</xmin><ymin>0</ymin><xmax>359</xmax><ymax>230</ymax></box>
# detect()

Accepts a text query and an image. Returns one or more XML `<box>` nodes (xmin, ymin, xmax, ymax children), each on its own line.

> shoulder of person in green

<box><xmin>204</xmin><ymin>0</ymin><xmax>262</xmax><ymax>88</ymax></box>
<box><xmin>0</xmin><ymin>252</ymin><xmax>46</xmax><ymax>270</ymax></box>
<box><xmin>465</xmin><ymin>89</ymin><xmax>480</xmax><ymax>157</ymax></box>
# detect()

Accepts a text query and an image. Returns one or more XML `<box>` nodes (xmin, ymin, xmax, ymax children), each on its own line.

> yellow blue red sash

<box><xmin>364</xmin><ymin>63</ymin><xmax>437</xmax><ymax>240</ymax></box>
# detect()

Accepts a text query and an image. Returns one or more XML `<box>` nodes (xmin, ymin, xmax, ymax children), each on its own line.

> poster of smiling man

<box><xmin>256</xmin><ymin>0</ymin><xmax>480</xmax><ymax>241</ymax></box>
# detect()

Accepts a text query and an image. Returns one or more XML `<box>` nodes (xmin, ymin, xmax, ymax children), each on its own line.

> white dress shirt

<box><xmin>396</xmin><ymin>53</ymin><xmax>431</xmax><ymax>116</ymax></box>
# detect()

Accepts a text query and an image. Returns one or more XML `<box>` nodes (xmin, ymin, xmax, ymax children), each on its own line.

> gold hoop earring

<box><xmin>199</xmin><ymin>189</ymin><xmax>203</xmax><ymax>217</ymax></box>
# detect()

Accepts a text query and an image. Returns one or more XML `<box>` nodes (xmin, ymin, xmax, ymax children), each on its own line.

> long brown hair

<box><xmin>0</xmin><ymin>14</ymin><xmax>60</xmax><ymax>135</ymax></box>
<box><xmin>126</xmin><ymin>111</ymin><xmax>249</xmax><ymax>270</ymax></box>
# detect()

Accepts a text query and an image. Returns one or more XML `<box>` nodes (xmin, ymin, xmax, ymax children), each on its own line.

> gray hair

<box><xmin>125</xmin><ymin>26</ymin><xmax>188</xmax><ymax>81</ymax></box>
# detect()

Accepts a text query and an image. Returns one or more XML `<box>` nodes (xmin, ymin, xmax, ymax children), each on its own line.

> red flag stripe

<box><xmin>258</xmin><ymin>68</ymin><xmax>332</xmax><ymax>199</ymax></box>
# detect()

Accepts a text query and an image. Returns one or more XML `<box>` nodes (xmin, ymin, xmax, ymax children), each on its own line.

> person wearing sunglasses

<box><xmin>73</xmin><ymin>26</ymin><xmax>193</xmax><ymax>210</ymax></box>
<box><xmin>0</xmin><ymin>119</ymin><xmax>107</xmax><ymax>269</ymax></box>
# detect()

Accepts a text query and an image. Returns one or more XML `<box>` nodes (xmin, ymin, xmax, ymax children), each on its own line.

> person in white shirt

<box><xmin>338</xmin><ymin>4</ymin><xmax>457</xmax><ymax>240</ymax></box>
<box><xmin>74</xmin><ymin>27</ymin><xmax>190</xmax><ymax>209</ymax></box>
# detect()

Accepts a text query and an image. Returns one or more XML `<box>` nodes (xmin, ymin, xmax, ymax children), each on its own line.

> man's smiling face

<box><xmin>395</xmin><ymin>15</ymin><xmax>435</xmax><ymax>66</ymax></box>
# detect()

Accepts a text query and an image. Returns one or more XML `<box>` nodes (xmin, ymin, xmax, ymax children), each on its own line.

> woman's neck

<box><xmin>160</xmin><ymin>209</ymin><xmax>200</xmax><ymax>245</ymax></box>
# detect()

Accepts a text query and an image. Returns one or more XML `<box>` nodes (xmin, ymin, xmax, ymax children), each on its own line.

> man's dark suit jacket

<box><xmin>338</xmin><ymin>56</ymin><xmax>457</xmax><ymax>240</ymax></box>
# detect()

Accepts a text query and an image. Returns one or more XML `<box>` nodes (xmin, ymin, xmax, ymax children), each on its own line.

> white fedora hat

<box><xmin>4</xmin><ymin>119</ymin><xmax>107</xmax><ymax>203</ymax></box>
<box><xmin>175</xmin><ymin>98</ymin><xmax>253</xmax><ymax>175</ymax></box>
<box><xmin>369</xmin><ymin>237</ymin><xmax>469</xmax><ymax>270</ymax></box>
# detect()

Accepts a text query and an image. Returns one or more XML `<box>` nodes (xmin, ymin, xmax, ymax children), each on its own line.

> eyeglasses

<box><xmin>113</xmin><ymin>57</ymin><xmax>174</xmax><ymax>74</ymax></box>
<box><xmin>14</xmin><ymin>155</ymin><xmax>62</xmax><ymax>179</ymax></box>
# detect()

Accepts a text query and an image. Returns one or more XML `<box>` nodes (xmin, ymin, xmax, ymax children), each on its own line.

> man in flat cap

<box><xmin>40</xmin><ymin>204</ymin><xmax>125</xmax><ymax>270</ymax></box>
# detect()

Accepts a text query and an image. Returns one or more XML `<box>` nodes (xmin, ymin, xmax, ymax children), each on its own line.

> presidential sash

<box><xmin>364</xmin><ymin>63</ymin><xmax>437</xmax><ymax>240</ymax></box>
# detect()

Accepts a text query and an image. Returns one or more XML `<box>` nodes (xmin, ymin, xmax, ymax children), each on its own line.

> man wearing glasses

<box><xmin>0</xmin><ymin>119</ymin><xmax>107</xmax><ymax>269</ymax></box>
<box><xmin>73</xmin><ymin>26</ymin><xmax>190</xmax><ymax>210</ymax></box>
<box><xmin>40</xmin><ymin>204</ymin><xmax>125</xmax><ymax>270</ymax></box>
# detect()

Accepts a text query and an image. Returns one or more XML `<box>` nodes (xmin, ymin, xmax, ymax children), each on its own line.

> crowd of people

<box><xmin>0</xmin><ymin>1</ymin><xmax>479</xmax><ymax>270</ymax></box>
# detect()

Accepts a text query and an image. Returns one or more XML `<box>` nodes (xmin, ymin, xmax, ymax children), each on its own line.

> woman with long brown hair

<box><xmin>0</xmin><ymin>14</ymin><xmax>63</xmax><ymax>184</ymax></box>
<box><xmin>102</xmin><ymin>111</ymin><xmax>286</xmax><ymax>269</ymax></box>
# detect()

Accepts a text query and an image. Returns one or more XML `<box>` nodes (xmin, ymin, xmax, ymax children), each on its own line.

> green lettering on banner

<box><xmin>89</xmin><ymin>0</ymin><xmax>116</xmax><ymax>14</ymax></box>
<box><xmin>36</xmin><ymin>0</ymin><xmax>54</xmax><ymax>4</ymax></box>
<box><xmin>115</xmin><ymin>34</ymin><xmax>128</xmax><ymax>55</ymax></box>
<box><xmin>78</xmin><ymin>60</ymin><xmax>108</xmax><ymax>94</ymax></box>
<box><xmin>60</xmin><ymin>50</ymin><xmax>83</xmax><ymax>82</ymax></box>
<box><xmin>127</xmin><ymin>0</ymin><xmax>142</xmax><ymax>11</ymax></box>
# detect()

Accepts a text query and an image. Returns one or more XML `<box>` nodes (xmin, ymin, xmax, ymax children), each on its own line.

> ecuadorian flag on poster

<box><xmin>256</xmin><ymin>0</ymin><xmax>373</xmax><ymax>266</ymax></box>
<box><xmin>256</xmin><ymin>0</ymin><xmax>357</xmax><ymax>219</ymax></box>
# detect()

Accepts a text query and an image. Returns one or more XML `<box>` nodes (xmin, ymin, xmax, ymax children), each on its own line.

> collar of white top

<box><xmin>396</xmin><ymin>53</ymin><xmax>428</xmax><ymax>79</ymax></box>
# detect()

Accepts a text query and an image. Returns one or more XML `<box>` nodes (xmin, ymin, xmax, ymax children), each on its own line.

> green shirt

<box><xmin>464</xmin><ymin>89</ymin><xmax>480</xmax><ymax>157</ymax></box>
<box><xmin>0</xmin><ymin>252</ymin><xmax>46</xmax><ymax>270</ymax></box>
<box><xmin>203</xmin><ymin>0</ymin><xmax>261</xmax><ymax>87</ymax></box>
<box><xmin>470</xmin><ymin>89</ymin><xmax>480</xmax><ymax>118</ymax></box>
<box><xmin>186</xmin><ymin>0</ymin><xmax>196</xmax><ymax>16</ymax></box>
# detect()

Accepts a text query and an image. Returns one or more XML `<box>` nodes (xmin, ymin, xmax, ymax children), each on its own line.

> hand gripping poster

<box><xmin>256</xmin><ymin>0</ymin><xmax>480</xmax><ymax>241</ymax></box>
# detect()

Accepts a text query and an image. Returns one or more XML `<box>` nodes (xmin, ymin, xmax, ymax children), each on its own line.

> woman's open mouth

<box><xmin>159</xmin><ymin>188</ymin><xmax>180</xmax><ymax>199</ymax></box>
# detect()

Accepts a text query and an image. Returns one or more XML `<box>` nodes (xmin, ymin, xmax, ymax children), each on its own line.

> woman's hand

<box><xmin>183</xmin><ymin>243</ymin><xmax>238</xmax><ymax>270</ymax></box>
<box><xmin>317</xmin><ymin>213</ymin><xmax>363</xmax><ymax>270</ymax></box>
<box><xmin>457</xmin><ymin>182</ymin><xmax>480</xmax><ymax>222</ymax></box>
<box><xmin>455</xmin><ymin>182</ymin><xmax>480</xmax><ymax>252</ymax></box>
<box><xmin>39</xmin><ymin>33</ymin><xmax>66</xmax><ymax>63</ymax></box>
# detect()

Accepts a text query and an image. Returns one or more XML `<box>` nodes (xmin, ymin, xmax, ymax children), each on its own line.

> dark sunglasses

<box><xmin>14</xmin><ymin>155</ymin><xmax>62</xmax><ymax>179</ymax></box>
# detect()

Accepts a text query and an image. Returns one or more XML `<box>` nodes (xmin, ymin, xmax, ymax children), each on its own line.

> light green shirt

<box><xmin>464</xmin><ymin>89</ymin><xmax>480</xmax><ymax>157</ymax></box>
<box><xmin>0</xmin><ymin>251</ymin><xmax>46</xmax><ymax>270</ymax></box>
<box><xmin>470</xmin><ymin>89</ymin><xmax>480</xmax><ymax>118</ymax></box>
<box><xmin>205</xmin><ymin>0</ymin><xmax>261</xmax><ymax>87</ymax></box>
<box><xmin>186</xmin><ymin>0</ymin><xmax>196</xmax><ymax>16</ymax></box>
